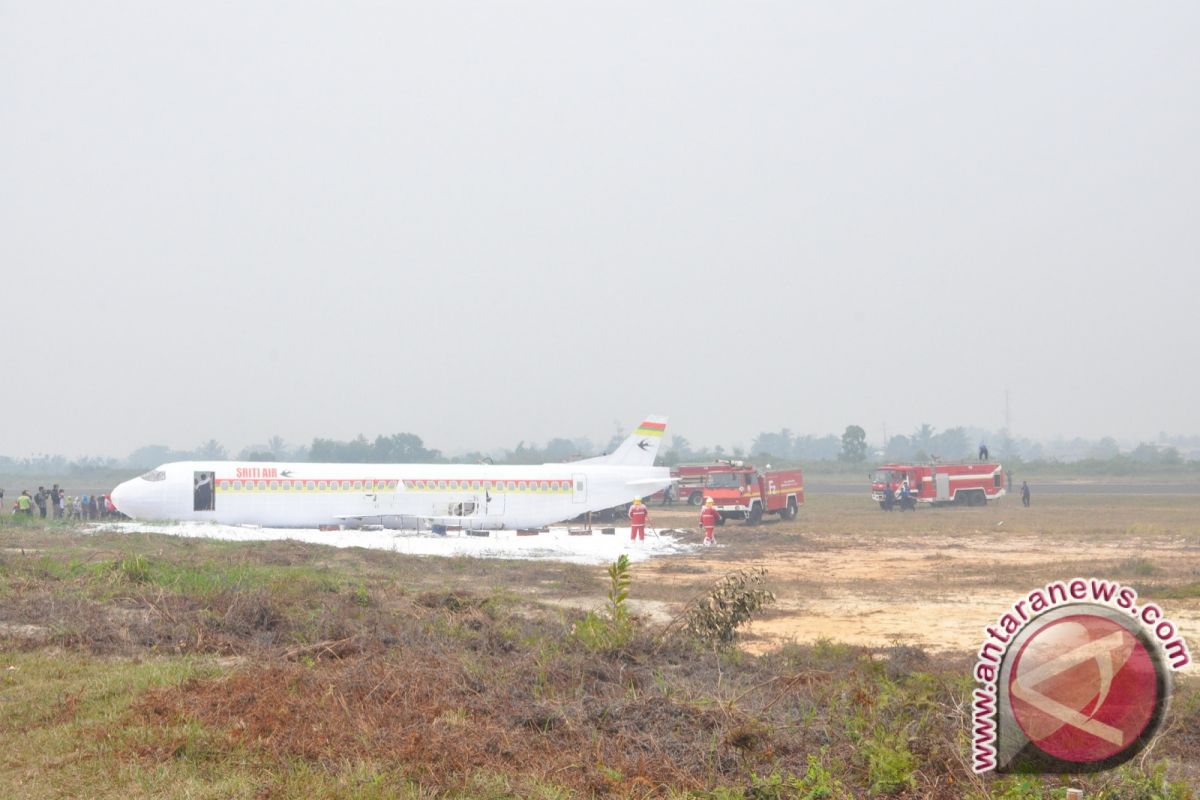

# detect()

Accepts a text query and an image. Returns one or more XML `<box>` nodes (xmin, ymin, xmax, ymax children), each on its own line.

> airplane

<box><xmin>109</xmin><ymin>416</ymin><xmax>671</xmax><ymax>531</ymax></box>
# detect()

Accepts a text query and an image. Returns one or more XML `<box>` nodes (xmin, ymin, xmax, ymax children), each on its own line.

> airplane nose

<box><xmin>109</xmin><ymin>481</ymin><xmax>134</xmax><ymax>517</ymax></box>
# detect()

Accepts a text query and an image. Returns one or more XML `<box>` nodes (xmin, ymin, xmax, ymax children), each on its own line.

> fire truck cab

<box><xmin>871</xmin><ymin>462</ymin><xmax>1005</xmax><ymax>509</ymax></box>
<box><xmin>672</xmin><ymin>464</ymin><xmax>745</xmax><ymax>506</ymax></box>
<box><xmin>704</xmin><ymin>464</ymin><xmax>804</xmax><ymax>524</ymax></box>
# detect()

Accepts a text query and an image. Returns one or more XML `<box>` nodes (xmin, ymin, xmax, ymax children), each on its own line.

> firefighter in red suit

<box><xmin>700</xmin><ymin>497</ymin><xmax>720</xmax><ymax>546</ymax></box>
<box><xmin>628</xmin><ymin>497</ymin><xmax>649</xmax><ymax>541</ymax></box>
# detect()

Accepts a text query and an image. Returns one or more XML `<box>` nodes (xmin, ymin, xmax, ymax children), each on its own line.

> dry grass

<box><xmin>2</xmin><ymin>496</ymin><xmax>1200</xmax><ymax>797</ymax></box>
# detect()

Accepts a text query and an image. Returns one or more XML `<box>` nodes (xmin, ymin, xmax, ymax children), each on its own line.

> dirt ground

<box><xmin>593</xmin><ymin>494</ymin><xmax>1200</xmax><ymax>668</ymax></box>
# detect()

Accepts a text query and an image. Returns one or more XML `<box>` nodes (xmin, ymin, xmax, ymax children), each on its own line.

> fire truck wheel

<box><xmin>715</xmin><ymin>514</ymin><xmax>726</xmax><ymax>526</ymax></box>
<box><xmin>746</xmin><ymin>504</ymin><xmax>763</xmax><ymax>525</ymax></box>
<box><xmin>688</xmin><ymin>491</ymin><xmax>703</xmax><ymax>506</ymax></box>
<box><xmin>778</xmin><ymin>499</ymin><xmax>797</xmax><ymax>520</ymax></box>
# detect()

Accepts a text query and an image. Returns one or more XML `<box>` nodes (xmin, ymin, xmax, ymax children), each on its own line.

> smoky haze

<box><xmin>1</xmin><ymin>3</ymin><xmax>1197</xmax><ymax>460</ymax></box>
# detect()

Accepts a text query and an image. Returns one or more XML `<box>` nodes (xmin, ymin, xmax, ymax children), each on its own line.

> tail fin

<box><xmin>582</xmin><ymin>416</ymin><xmax>668</xmax><ymax>467</ymax></box>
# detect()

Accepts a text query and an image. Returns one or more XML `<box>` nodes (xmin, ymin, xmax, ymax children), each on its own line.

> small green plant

<box><xmin>683</xmin><ymin>567</ymin><xmax>775</xmax><ymax>647</ymax></box>
<box><xmin>118</xmin><ymin>553</ymin><xmax>152</xmax><ymax>584</ymax></box>
<box><xmin>572</xmin><ymin>555</ymin><xmax>634</xmax><ymax>651</ymax></box>
<box><xmin>795</xmin><ymin>755</ymin><xmax>846</xmax><ymax>799</ymax></box>
<box><xmin>861</xmin><ymin>734</ymin><xmax>916</xmax><ymax>796</ymax></box>
<box><xmin>740</xmin><ymin>757</ymin><xmax>846</xmax><ymax>800</ymax></box>
<box><xmin>606</xmin><ymin>554</ymin><xmax>631</xmax><ymax>624</ymax></box>
<box><xmin>349</xmin><ymin>583</ymin><xmax>371</xmax><ymax>607</ymax></box>
<box><xmin>983</xmin><ymin>775</ymin><xmax>1043</xmax><ymax>799</ymax></box>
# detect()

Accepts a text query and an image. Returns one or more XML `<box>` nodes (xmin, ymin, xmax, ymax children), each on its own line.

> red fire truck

<box><xmin>672</xmin><ymin>463</ymin><xmax>744</xmax><ymax>505</ymax></box>
<box><xmin>643</xmin><ymin>463</ymin><xmax>761</xmax><ymax>505</ymax></box>
<box><xmin>703</xmin><ymin>463</ymin><xmax>805</xmax><ymax>524</ymax></box>
<box><xmin>870</xmin><ymin>462</ymin><xmax>1006</xmax><ymax>509</ymax></box>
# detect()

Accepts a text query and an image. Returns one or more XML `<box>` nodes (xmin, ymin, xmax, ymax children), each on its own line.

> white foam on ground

<box><xmin>92</xmin><ymin>522</ymin><xmax>698</xmax><ymax>565</ymax></box>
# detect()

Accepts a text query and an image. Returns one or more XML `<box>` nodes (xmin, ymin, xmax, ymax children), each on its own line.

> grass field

<box><xmin>1</xmin><ymin>494</ymin><xmax>1198</xmax><ymax>798</ymax></box>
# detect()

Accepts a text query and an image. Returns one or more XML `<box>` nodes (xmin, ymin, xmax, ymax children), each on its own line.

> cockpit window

<box><xmin>140</xmin><ymin>470</ymin><xmax>166</xmax><ymax>482</ymax></box>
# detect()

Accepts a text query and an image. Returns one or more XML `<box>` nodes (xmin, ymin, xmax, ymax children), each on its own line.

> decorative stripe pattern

<box><xmin>404</xmin><ymin>478</ymin><xmax>573</xmax><ymax>494</ymax></box>
<box><xmin>214</xmin><ymin>478</ymin><xmax>576</xmax><ymax>494</ymax></box>
<box><xmin>217</xmin><ymin>479</ymin><xmax>399</xmax><ymax>493</ymax></box>
<box><xmin>635</xmin><ymin>421</ymin><xmax>666</xmax><ymax>437</ymax></box>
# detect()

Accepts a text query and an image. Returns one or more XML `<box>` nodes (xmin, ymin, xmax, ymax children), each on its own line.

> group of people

<box><xmin>882</xmin><ymin>479</ymin><xmax>918</xmax><ymax>511</ymax></box>
<box><xmin>2</xmin><ymin>486</ymin><xmax>115</xmax><ymax>520</ymax></box>
<box><xmin>627</xmin><ymin>495</ymin><xmax>721</xmax><ymax>546</ymax></box>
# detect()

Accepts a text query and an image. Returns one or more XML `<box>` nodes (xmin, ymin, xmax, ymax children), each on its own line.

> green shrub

<box><xmin>737</xmin><ymin>756</ymin><xmax>848</xmax><ymax>800</ymax></box>
<box><xmin>861</xmin><ymin>734</ymin><xmax>916</xmax><ymax>796</ymax></box>
<box><xmin>684</xmin><ymin>567</ymin><xmax>775</xmax><ymax>647</ymax></box>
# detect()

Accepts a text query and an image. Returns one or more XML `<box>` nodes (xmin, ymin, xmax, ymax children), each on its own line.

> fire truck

<box><xmin>870</xmin><ymin>462</ymin><xmax>1005</xmax><ymax>509</ymax></box>
<box><xmin>703</xmin><ymin>462</ymin><xmax>805</xmax><ymax>524</ymax></box>
<box><xmin>642</xmin><ymin>463</ymin><xmax>762</xmax><ymax>505</ymax></box>
<box><xmin>672</xmin><ymin>463</ymin><xmax>744</xmax><ymax>505</ymax></box>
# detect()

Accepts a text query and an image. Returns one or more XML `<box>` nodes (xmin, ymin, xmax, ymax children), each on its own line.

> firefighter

<box><xmin>628</xmin><ymin>497</ymin><xmax>649</xmax><ymax>542</ymax></box>
<box><xmin>699</xmin><ymin>497</ymin><xmax>720</xmax><ymax>546</ymax></box>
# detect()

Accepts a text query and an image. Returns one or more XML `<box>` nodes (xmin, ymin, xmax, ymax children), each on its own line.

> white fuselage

<box><xmin>110</xmin><ymin>460</ymin><xmax>671</xmax><ymax>530</ymax></box>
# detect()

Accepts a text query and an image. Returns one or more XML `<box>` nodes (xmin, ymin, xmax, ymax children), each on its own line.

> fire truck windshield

<box><xmin>872</xmin><ymin>470</ymin><xmax>896</xmax><ymax>484</ymax></box>
<box><xmin>706</xmin><ymin>472</ymin><xmax>740</xmax><ymax>488</ymax></box>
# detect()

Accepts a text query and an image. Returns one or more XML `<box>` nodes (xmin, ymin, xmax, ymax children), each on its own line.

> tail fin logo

<box><xmin>573</xmin><ymin>415</ymin><xmax>667</xmax><ymax>467</ymax></box>
<box><xmin>635</xmin><ymin>421</ymin><xmax>666</xmax><ymax>438</ymax></box>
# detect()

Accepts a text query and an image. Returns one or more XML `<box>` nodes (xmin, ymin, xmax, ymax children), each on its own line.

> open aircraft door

<box><xmin>362</xmin><ymin>481</ymin><xmax>401</xmax><ymax>524</ymax></box>
<box><xmin>572</xmin><ymin>474</ymin><xmax>587</xmax><ymax>504</ymax></box>
<box><xmin>486</xmin><ymin>489</ymin><xmax>505</xmax><ymax>516</ymax></box>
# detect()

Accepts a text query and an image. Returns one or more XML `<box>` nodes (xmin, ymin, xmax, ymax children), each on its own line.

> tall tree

<box><xmin>752</xmin><ymin>429</ymin><xmax>794</xmax><ymax>460</ymax></box>
<box><xmin>912</xmin><ymin>424</ymin><xmax>937</xmax><ymax>456</ymax></box>
<box><xmin>840</xmin><ymin>425</ymin><xmax>868</xmax><ymax>462</ymax></box>
<box><xmin>196</xmin><ymin>439</ymin><xmax>227</xmax><ymax>460</ymax></box>
<box><xmin>266</xmin><ymin>435</ymin><xmax>288</xmax><ymax>459</ymax></box>
<box><xmin>543</xmin><ymin>438</ymin><xmax>578</xmax><ymax>462</ymax></box>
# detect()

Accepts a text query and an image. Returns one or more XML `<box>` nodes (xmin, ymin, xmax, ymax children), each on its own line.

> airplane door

<box><xmin>367</xmin><ymin>486</ymin><xmax>391</xmax><ymax>515</ymax></box>
<box><xmin>572</xmin><ymin>473</ymin><xmax>587</xmax><ymax>504</ymax></box>
<box><xmin>486</xmin><ymin>489</ymin><xmax>505</xmax><ymax>515</ymax></box>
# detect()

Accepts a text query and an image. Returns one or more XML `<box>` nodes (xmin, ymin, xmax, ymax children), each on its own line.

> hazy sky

<box><xmin>2</xmin><ymin>2</ymin><xmax>1198</xmax><ymax>459</ymax></box>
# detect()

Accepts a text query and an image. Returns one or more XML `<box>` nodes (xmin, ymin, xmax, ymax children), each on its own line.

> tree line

<box><xmin>1</xmin><ymin>425</ymin><xmax>1197</xmax><ymax>476</ymax></box>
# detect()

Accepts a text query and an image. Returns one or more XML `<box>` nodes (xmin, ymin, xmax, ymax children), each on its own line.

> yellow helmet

<box><xmin>705</xmin><ymin>497</ymin><xmax>714</xmax><ymax>505</ymax></box>
<box><xmin>633</xmin><ymin>497</ymin><xmax>642</xmax><ymax>503</ymax></box>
